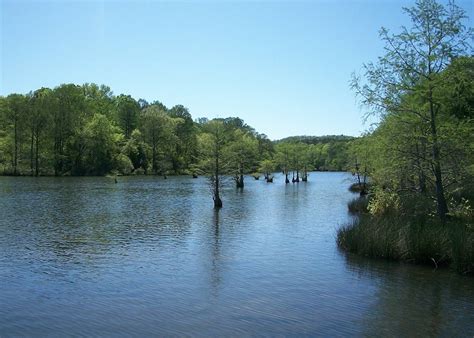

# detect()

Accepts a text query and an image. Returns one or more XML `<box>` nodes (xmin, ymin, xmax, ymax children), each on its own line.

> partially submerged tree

<box><xmin>275</xmin><ymin>143</ymin><xmax>291</xmax><ymax>184</ymax></box>
<box><xmin>227</xmin><ymin>129</ymin><xmax>259</xmax><ymax>188</ymax></box>
<box><xmin>198</xmin><ymin>120</ymin><xmax>229</xmax><ymax>208</ymax></box>
<box><xmin>259</xmin><ymin>159</ymin><xmax>275</xmax><ymax>182</ymax></box>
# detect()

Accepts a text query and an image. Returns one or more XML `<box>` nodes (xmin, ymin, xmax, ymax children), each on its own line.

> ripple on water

<box><xmin>0</xmin><ymin>173</ymin><xmax>473</xmax><ymax>336</ymax></box>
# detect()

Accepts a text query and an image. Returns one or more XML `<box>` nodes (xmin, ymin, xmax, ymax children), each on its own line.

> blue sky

<box><xmin>0</xmin><ymin>0</ymin><xmax>472</xmax><ymax>139</ymax></box>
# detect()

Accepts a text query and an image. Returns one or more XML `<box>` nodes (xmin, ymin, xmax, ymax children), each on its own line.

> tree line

<box><xmin>0</xmin><ymin>85</ymin><xmax>353</xmax><ymax>184</ymax></box>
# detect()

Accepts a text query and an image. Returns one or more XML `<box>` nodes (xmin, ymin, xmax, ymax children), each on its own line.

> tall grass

<box><xmin>348</xmin><ymin>182</ymin><xmax>371</xmax><ymax>193</ymax></box>
<box><xmin>347</xmin><ymin>197</ymin><xmax>369</xmax><ymax>214</ymax></box>
<box><xmin>337</xmin><ymin>212</ymin><xmax>474</xmax><ymax>275</ymax></box>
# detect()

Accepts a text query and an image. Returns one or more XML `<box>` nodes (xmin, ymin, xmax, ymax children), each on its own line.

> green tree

<box><xmin>2</xmin><ymin>94</ymin><xmax>28</xmax><ymax>175</ymax></box>
<box><xmin>116</xmin><ymin>94</ymin><xmax>140</xmax><ymax>139</ymax></box>
<box><xmin>52</xmin><ymin>84</ymin><xmax>85</xmax><ymax>175</ymax></box>
<box><xmin>29</xmin><ymin>88</ymin><xmax>53</xmax><ymax>176</ymax></box>
<box><xmin>82</xmin><ymin>83</ymin><xmax>115</xmax><ymax>118</ymax></box>
<box><xmin>168</xmin><ymin>105</ymin><xmax>197</xmax><ymax>173</ymax></box>
<box><xmin>259</xmin><ymin>159</ymin><xmax>275</xmax><ymax>182</ymax></box>
<box><xmin>122</xmin><ymin>129</ymin><xmax>149</xmax><ymax>172</ymax></box>
<box><xmin>198</xmin><ymin>120</ymin><xmax>230</xmax><ymax>208</ymax></box>
<box><xmin>351</xmin><ymin>0</ymin><xmax>472</xmax><ymax>219</ymax></box>
<box><xmin>83</xmin><ymin>113</ymin><xmax>123</xmax><ymax>175</ymax></box>
<box><xmin>275</xmin><ymin>143</ymin><xmax>291</xmax><ymax>183</ymax></box>
<box><xmin>140</xmin><ymin>106</ymin><xmax>181</xmax><ymax>174</ymax></box>
<box><xmin>227</xmin><ymin>129</ymin><xmax>259</xmax><ymax>188</ymax></box>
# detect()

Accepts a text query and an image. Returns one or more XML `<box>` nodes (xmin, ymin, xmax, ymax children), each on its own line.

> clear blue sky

<box><xmin>0</xmin><ymin>0</ymin><xmax>472</xmax><ymax>139</ymax></box>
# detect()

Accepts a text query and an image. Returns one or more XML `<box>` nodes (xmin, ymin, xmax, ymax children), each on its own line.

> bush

<box><xmin>132</xmin><ymin>167</ymin><xmax>146</xmax><ymax>175</ymax></box>
<box><xmin>367</xmin><ymin>188</ymin><xmax>400</xmax><ymax>216</ymax></box>
<box><xmin>116</xmin><ymin>154</ymin><xmax>134</xmax><ymax>175</ymax></box>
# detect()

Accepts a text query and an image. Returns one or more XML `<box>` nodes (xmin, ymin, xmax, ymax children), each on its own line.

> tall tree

<box><xmin>275</xmin><ymin>143</ymin><xmax>292</xmax><ymax>183</ymax></box>
<box><xmin>82</xmin><ymin>83</ymin><xmax>115</xmax><ymax>118</ymax></box>
<box><xmin>52</xmin><ymin>84</ymin><xmax>85</xmax><ymax>175</ymax></box>
<box><xmin>351</xmin><ymin>0</ymin><xmax>472</xmax><ymax>219</ymax></box>
<box><xmin>29</xmin><ymin>88</ymin><xmax>53</xmax><ymax>176</ymax></box>
<box><xmin>198</xmin><ymin>120</ymin><xmax>229</xmax><ymax>208</ymax></box>
<box><xmin>122</xmin><ymin>129</ymin><xmax>149</xmax><ymax>172</ymax></box>
<box><xmin>227</xmin><ymin>129</ymin><xmax>259</xmax><ymax>188</ymax></box>
<box><xmin>140</xmin><ymin>106</ymin><xmax>180</xmax><ymax>174</ymax></box>
<box><xmin>3</xmin><ymin>94</ymin><xmax>28</xmax><ymax>175</ymax></box>
<box><xmin>168</xmin><ymin>105</ymin><xmax>197</xmax><ymax>173</ymax></box>
<box><xmin>83</xmin><ymin>113</ymin><xmax>123</xmax><ymax>175</ymax></box>
<box><xmin>116</xmin><ymin>94</ymin><xmax>140</xmax><ymax>139</ymax></box>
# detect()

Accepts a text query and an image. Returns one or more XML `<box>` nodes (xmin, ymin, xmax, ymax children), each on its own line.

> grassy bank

<box><xmin>348</xmin><ymin>182</ymin><xmax>371</xmax><ymax>193</ymax></box>
<box><xmin>338</xmin><ymin>199</ymin><xmax>474</xmax><ymax>275</ymax></box>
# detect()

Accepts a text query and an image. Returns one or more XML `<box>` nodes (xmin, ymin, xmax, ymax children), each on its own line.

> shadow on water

<box><xmin>341</xmin><ymin>252</ymin><xmax>474</xmax><ymax>336</ymax></box>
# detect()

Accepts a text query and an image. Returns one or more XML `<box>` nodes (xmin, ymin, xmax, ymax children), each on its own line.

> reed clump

<box><xmin>338</xmin><ymin>193</ymin><xmax>474</xmax><ymax>275</ymax></box>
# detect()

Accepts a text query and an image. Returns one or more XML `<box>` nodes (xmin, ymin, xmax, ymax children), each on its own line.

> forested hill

<box><xmin>275</xmin><ymin>135</ymin><xmax>355</xmax><ymax>144</ymax></box>
<box><xmin>0</xmin><ymin>83</ymin><xmax>356</xmax><ymax>176</ymax></box>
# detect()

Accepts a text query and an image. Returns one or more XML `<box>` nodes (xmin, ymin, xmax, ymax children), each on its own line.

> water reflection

<box><xmin>0</xmin><ymin>174</ymin><xmax>473</xmax><ymax>336</ymax></box>
<box><xmin>211</xmin><ymin>210</ymin><xmax>222</xmax><ymax>294</ymax></box>
<box><xmin>343</xmin><ymin>253</ymin><xmax>474</xmax><ymax>336</ymax></box>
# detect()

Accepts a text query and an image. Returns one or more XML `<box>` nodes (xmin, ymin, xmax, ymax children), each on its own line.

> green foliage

<box><xmin>277</xmin><ymin>135</ymin><xmax>355</xmax><ymax>144</ymax></box>
<box><xmin>83</xmin><ymin>113</ymin><xmax>123</xmax><ymax>175</ymax></box>
<box><xmin>168</xmin><ymin>105</ymin><xmax>198</xmax><ymax>173</ymax></box>
<box><xmin>0</xmin><ymin>83</ymin><xmax>354</xmax><ymax>178</ymax></box>
<box><xmin>367</xmin><ymin>188</ymin><xmax>401</xmax><ymax>216</ymax></box>
<box><xmin>115</xmin><ymin>94</ymin><xmax>140</xmax><ymax>139</ymax></box>
<box><xmin>226</xmin><ymin>129</ymin><xmax>259</xmax><ymax>185</ymax></box>
<box><xmin>115</xmin><ymin>153</ymin><xmax>134</xmax><ymax>175</ymax></box>
<box><xmin>340</xmin><ymin>0</ymin><xmax>474</xmax><ymax>274</ymax></box>
<box><xmin>197</xmin><ymin>120</ymin><xmax>229</xmax><ymax>207</ymax></box>
<box><xmin>259</xmin><ymin>159</ymin><xmax>275</xmax><ymax>176</ymax></box>
<box><xmin>351</xmin><ymin>0</ymin><xmax>473</xmax><ymax>219</ymax></box>
<box><xmin>139</xmin><ymin>105</ymin><xmax>182</xmax><ymax>174</ymax></box>
<box><xmin>122</xmin><ymin>129</ymin><xmax>149</xmax><ymax>172</ymax></box>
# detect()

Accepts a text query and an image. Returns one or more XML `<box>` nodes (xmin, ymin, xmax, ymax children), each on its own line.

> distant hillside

<box><xmin>274</xmin><ymin>135</ymin><xmax>356</xmax><ymax>145</ymax></box>
<box><xmin>272</xmin><ymin>134</ymin><xmax>357</xmax><ymax>171</ymax></box>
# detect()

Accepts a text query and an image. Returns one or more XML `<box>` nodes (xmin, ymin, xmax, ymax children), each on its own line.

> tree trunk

<box><xmin>35</xmin><ymin>132</ymin><xmax>40</xmax><ymax>177</ymax></box>
<box><xmin>152</xmin><ymin>143</ymin><xmax>157</xmax><ymax>174</ymax></box>
<box><xmin>214</xmin><ymin>155</ymin><xmax>222</xmax><ymax>208</ymax></box>
<box><xmin>13</xmin><ymin>118</ymin><xmax>18</xmax><ymax>175</ymax></box>
<box><xmin>30</xmin><ymin>130</ymin><xmax>34</xmax><ymax>176</ymax></box>
<box><xmin>236</xmin><ymin>162</ymin><xmax>244</xmax><ymax>188</ymax></box>
<box><xmin>429</xmin><ymin>89</ymin><xmax>448</xmax><ymax>219</ymax></box>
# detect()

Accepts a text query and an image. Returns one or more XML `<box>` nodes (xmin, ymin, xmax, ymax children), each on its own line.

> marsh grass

<box><xmin>348</xmin><ymin>182</ymin><xmax>371</xmax><ymax>193</ymax></box>
<box><xmin>337</xmin><ymin>210</ymin><xmax>474</xmax><ymax>275</ymax></box>
<box><xmin>347</xmin><ymin>197</ymin><xmax>369</xmax><ymax>214</ymax></box>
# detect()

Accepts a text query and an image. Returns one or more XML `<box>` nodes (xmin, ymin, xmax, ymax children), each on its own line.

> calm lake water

<box><xmin>0</xmin><ymin>172</ymin><xmax>473</xmax><ymax>336</ymax></box>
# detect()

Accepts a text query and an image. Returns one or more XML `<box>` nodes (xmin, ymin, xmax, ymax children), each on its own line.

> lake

<box><xmin>0</xmin><ymin>172</ymin><xmax>473</xmax><ymax>336</ymax></box>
